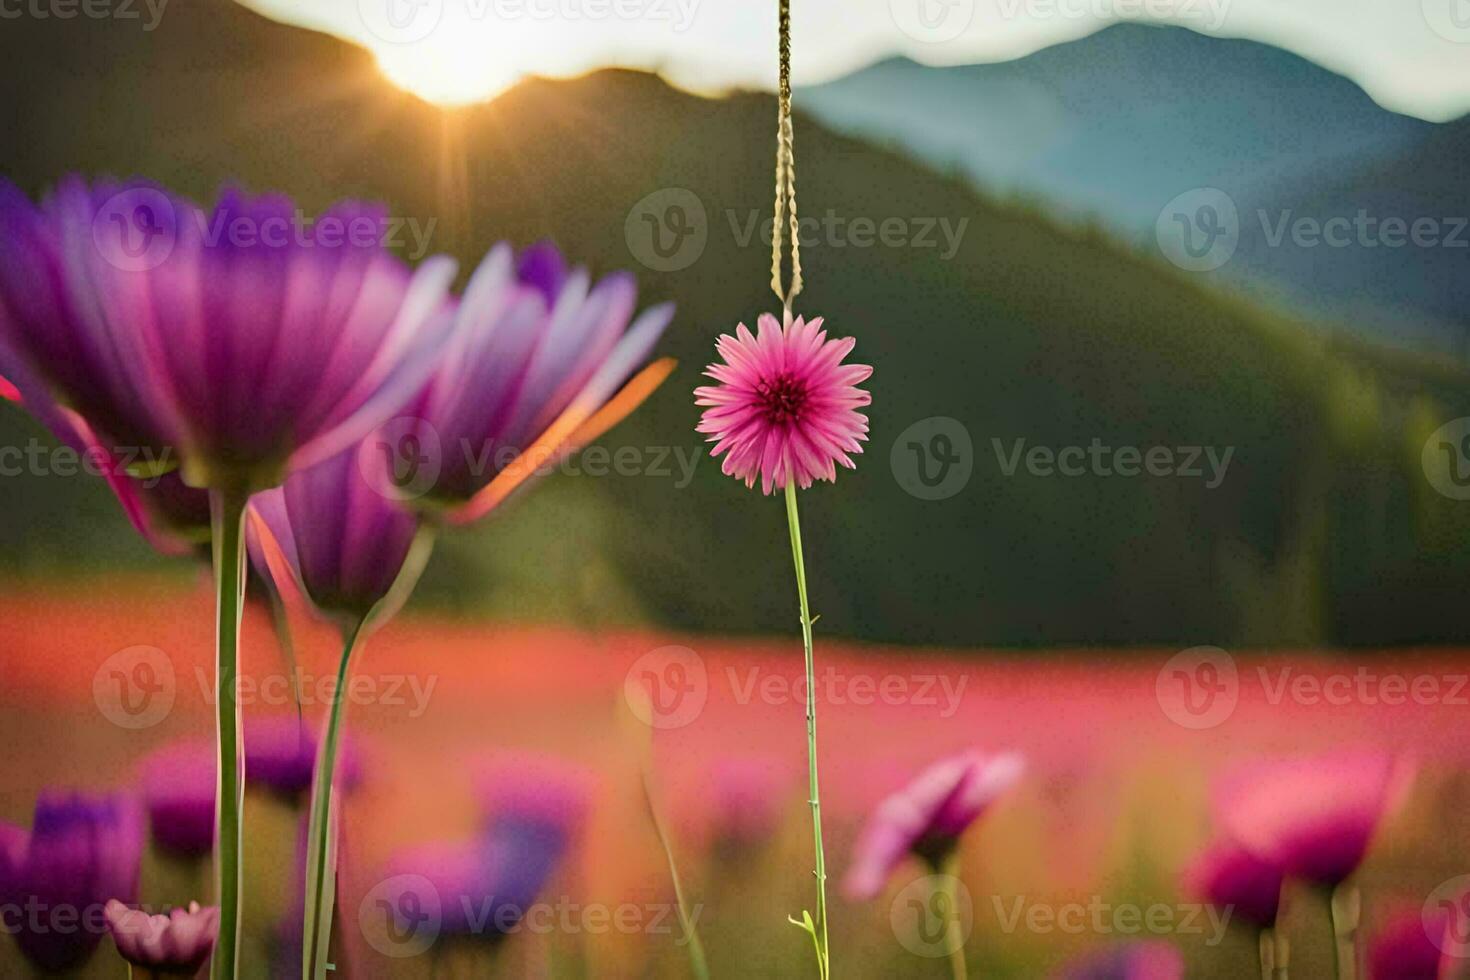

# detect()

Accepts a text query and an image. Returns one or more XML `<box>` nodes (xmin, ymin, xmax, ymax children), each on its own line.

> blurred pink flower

<box><xmin>1056</xmin><ymin>940</ymin><xmax>1184</xmax><ymax>979</ymax></box>
<box><xmin>1214</xmin><ymin>751</ymin><xmax>1413</xmax><ymax>887</ymax></box>
<box><xmin>473</xmin><ymin>751</ymin><xmax>594</xmax><ymax>840</ymax></box>
<box><xmin>1179</xmin><ymin>838</ymin><xmax>1284</xmax><ymax>930</ymax></box>
<box><xmin>140</xmin><ymin>740</ymin><xmax>216</xmax><ymax>857</ymax></box>
<box><xmin>703</xmin><ymin>756</ymin><xmax>794</xmax><ymax>852</ymax></box>
<box><xmin>695</xmin><ymin>312</ymin><xmax>871</xmax><ymax>494</ymax></box>
<box><xmin>105</xmin><ymin>900</ymin><xmax>218</xmax><ymax>976</ymax></box>
<box><xmin>843</xmin><ymin>750</ymin><xmax>1024</xmax><ymax>900</ymax></box>
<box><xmin>1368</xmin><ymin>905</ymin><xmax>1452</xmax><ymax>980</ymax></box>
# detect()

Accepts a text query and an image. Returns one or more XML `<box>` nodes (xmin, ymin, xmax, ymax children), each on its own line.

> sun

<box><xmin>371</xmin><ymin>34</ymin><xmax>528</xmax><ymax>107</ymax></box>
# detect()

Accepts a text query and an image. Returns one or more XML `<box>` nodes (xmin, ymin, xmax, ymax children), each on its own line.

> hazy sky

<box><xmin>247</xmin><ymin>0</ymin><xmax>1470</xmax><ymax>120</ymax></box>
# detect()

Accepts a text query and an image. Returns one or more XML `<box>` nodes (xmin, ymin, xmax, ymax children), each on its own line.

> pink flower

<box><xmin>1056</xmin><ymin>941</ymin><xmax>1183</xmax><ymax>979</ymax></box>
<box><xmin>695</xmin><ymin>312</ymin><xmax>871</xmax><ymax>494</ymax></box>
<box><xmin>1368</xmin><ymin>904</ymin><xmax>1453</xmax><ymax>979</ymax></box>
<box><xmin>1214</xmin><ymin>751</ymin><xmax>1413</xmax><ymax>887</ymax></box>
<box><xmin>1179</xmin><ymin>838</ymin><xmax>1284</xmax><ymax>930</ymax></box>
<box><xmin>843</xmin><ymin>750</ymin><xmax>1024</xmax><ymax>900</ymax></box>
<box><xmin>105</xmin><ymin>900</ymin><xmax>218</xmax><ymax>976</ymax></box>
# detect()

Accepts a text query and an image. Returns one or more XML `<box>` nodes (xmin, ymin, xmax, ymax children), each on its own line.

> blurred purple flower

<box><xmin>245</xmin><ymin>716</ymin><xmax>361</xmax><ymax>799</ymax></box>
<box><xmin>105</xmin><ymin>899</ymin><xmax>218</xmax><ymax>976</ymax></box>
<box><xmin>1056</xmin><ymin>941</ymin><xmax>1184</xmax><ymax>979</ymax></box>
<box><xmin>1179</xmin><ymin>838</ymin><xmax>1284</xmax><ymax>930</ymax></box>
<box><xmin>474</xmin><ymin>751</ymin><xmax>593</xmax><ymax>847</ymax></box>
<box><xmin>1215</xmin><ymin>751</ymin><xmax>1413</xmax><ymax>887</ymax></box>
<box><xmin>0</xmin><ymin>792</ymin><xmax>143</xmax><ymax>973</ymax></box>
<box><xmin>1368</xmin><ymin>904</ymin><xmax>1451</xmax><ymax>980</ymax></box>
<box><xmin>140</xmin><ymin>741</ymin><xmax>216</xmax><ymax>858</ymax></box>
<box><xmin>0</xmin><ymin>177</ymin><xmax>458</xmax><ymax>491</ymax></box>
<box><xmin>248</xmin><ymin>441</ymin><xmax>422</xmax><ymax>628</ymax></box>
<box><xmin>400</xmin><ymin>240</ymin><xmax>675</xmax><ymax>524</ymax></box>
<box><xmin>843</xmin><ymin>750</ymin><xmax>1024</xmax><ymax>900</ymax></box>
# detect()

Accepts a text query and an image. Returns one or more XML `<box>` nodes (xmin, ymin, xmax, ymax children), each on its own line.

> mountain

<box><xmin>799</xmin><ymin>26</ymin><xmax>1467</xmax><ymax>353</ymax></box>
<box><xmin>3</xmin><ymin>0</ymin><xmax>1470</xmax><ymax>648</ymax></box>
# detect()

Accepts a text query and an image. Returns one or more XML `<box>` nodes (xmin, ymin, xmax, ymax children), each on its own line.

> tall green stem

<box><xmin>301</xmin><ymin>620</ymin><xmax>366</xmax><ymax>979</ymax></box>
<box><xmin>209</xmin><ymin>488</ymin><xmax>249</xmax><ymax>980</ymax></box>
<box><xmin>784</xmin><ymin>482</ymin><xmax>830</xmax><ymax>979</ymax></box>
<box><xmin>936</xmin><ymin>858</ymin><xmax>968</xmax><ymax>980</ymax></box>
<box><xmin>1260</xmin><ymin>927</ymin><xmax>1289</xmax><ymax>979</ymax></box>
<box><xmin>638</xmin><ymin>770</ymin><xmax>710</xmax><ymax>980</ymax></box>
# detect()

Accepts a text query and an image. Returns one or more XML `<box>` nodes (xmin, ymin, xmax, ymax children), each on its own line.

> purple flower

<box><xmin>105</xmin><ymin>900</ymin><xmax>218</xmax><ymax>976</ymax></box>
<box><xmin>1214</xmin><ymin>751</ymin><xmax>1413</xmax><ymax>887</ymax></box>
<box><xmin>140</xmin><ymin>741</ymin><xmax>216</xmax><ymax>858</ymax></box>
<box><xmin>0</xmin><ymin>177</ymin><xmax>458</xmax><ymax>491</ymax></box>
<box><xmin>844</xmin><ymin>750</ymin><xmax>1024</xmax><ymax>900</ymax></box>
<box><xmin>1056</xmin><ymin>941</ymin><xmax>1184</xmax><ymax>979</ymax></box>
<box><xmin>1179</xmin><ymin>838</ymin><xmax>1284</xmax><ymax>930</ymax></box>
<box><xmin>245</xmin><ymin>716</ymin><xmax>361</xmax><ymax>799</ymax></box>
<box><xmin>400</xmin><ymin>241</ymin><xmax>675</xmax><ymax>524</ymax></box>
<box><xmin>248</xmin><ymin>441</ymin><xmax>423</xmax><ymax>627</ymax></box>
<box><xmin>0</xmin><ymin>793</ymin><xmax>144</xmax><ymax>973</ymax></box>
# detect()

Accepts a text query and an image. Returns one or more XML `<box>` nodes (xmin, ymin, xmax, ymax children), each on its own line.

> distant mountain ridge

<box><xmin>800</xmin><ymin>25</ymin><xmax>1468</xmax><ymax>353</ymax></box>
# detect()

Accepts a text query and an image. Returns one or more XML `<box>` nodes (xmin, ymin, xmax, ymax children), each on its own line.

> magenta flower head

<box><xmin>384</xmin><ymin>241</ymin><xmax>674</xmax><ymax>525</ymax></box>
<box><xmin>0</xmin><ymin>793</ymin><xmax>144</xmax><ymax>973</ymax></box>
<box><xmin>248</xmin><ymin>441</ymin><xmax>424</xmax><ymax>629</ymax></box>
<box><xmin>844</xmin><ymin>750</ymin><xmax>1024</xmax><ymax>900</ymax></box>
<box><xmin>1214</xmin><ymin>751</ymin><xmax>1414</xmax><ymax>888</ymax></box>
<box><xmin>1179</xmin><ymin>838</ymin><xmax>1284</xmax><ymax>931</ymax></box>
<box><xmin>105</xmin><ymin>900</ymin><xmax>218</xmax><ymax>977</ymax></box>
<box><xmin>140</xmin><ymin>740</ymin><xmax>217</xmax><ymax>858</ymax></box>
<box><xmin>695</xmin><ymin>312</ymin><xmax>872</xmax><ymax>494</ymax></box>
<box><xmin>1368</xmin><ymin>904</ymin><xmax>1452</xmax><ymax>979</ymax></box>
<box><xmin>1056</xmin><ymin>941</ymin><xmax>1184</xmax><ymax>979</ymax></box>
<box><xmin>0</xmin><ymin>177</ymin><xmax>458</xmax><ymax>491</ymax></box>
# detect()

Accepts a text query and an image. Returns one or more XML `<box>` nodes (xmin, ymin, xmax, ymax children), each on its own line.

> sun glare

<box><xmin>372</xmin><ymin>38</ymin><xmax>526</xmax><ymax>107</ymax></box>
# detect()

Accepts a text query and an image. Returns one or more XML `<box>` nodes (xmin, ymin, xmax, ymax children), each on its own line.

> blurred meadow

<box><xmin>1</xmin><ymin>0</ymin><xmax>1469</xmax><ymax>977</ymax></box>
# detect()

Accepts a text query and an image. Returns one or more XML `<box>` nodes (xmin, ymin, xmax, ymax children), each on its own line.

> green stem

<box><xmin>1260</xmin><ymin>927</ymin><xmax>1289</xmax><ymax>980</ymax></box>
<box><xmin>638</xmin><ymin>770</ymin><xmax>710</xmax><ymax>980</ymax></box>
<box><xmin>301</xmin><ymin>619</ymin><xmax>366</xmax><ymax>979</ymax></box>
<box><xmin>937</xmin><ymin>859</ymin><xmax>967</xmax><ymax>980</ymax></box>
<box><xmin>784</xmin><ymin>482</ymin><xmax>830</xmax><ymax>979</ymax></box>
<box><xmin>209</xmin><ymin>487</ymin><xmax>249</xmax><ymax>980</ymax></box>
<box><xmin>1329</xmin><ymin>883</ymin><xmax>1360</xmax><ymax>980</ymax></box>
